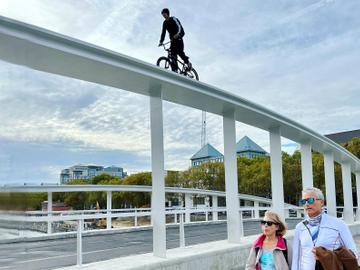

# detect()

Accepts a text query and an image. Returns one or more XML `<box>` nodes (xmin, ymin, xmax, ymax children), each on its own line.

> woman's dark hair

<box><xmin>161</xmin><ymin>8</ymin><xmax>170</xmax><ymax>15</ymax></box>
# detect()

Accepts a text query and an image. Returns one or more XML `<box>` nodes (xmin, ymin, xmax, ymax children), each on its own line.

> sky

<box><xmin>0</xmin><ymin>0</ymin><xmax>359</xmax><ymax>185</ymax></box>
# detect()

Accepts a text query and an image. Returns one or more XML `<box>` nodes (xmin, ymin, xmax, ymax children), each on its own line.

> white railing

<box><xmin>0</xmin><ymin>204</ymin><xmax>306</xmax><ymax>267</ymax></box>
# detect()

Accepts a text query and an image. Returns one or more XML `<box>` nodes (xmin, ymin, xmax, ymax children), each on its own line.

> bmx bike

<box><xmin>156</xmin><ymin>41</ymin><xmax>199</xmax><ymax>81</ymax></box>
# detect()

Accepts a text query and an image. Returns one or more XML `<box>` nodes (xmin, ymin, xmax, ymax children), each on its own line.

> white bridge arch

<box><xmin>0</xmin><ymin>15</ymin><xmax>360</xmax><ymax>260</ymax></box>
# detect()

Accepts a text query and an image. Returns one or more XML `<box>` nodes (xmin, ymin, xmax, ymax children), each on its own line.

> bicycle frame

<box><xmin>161</xmin><ymin>42</ymin><xmax>188</xmax><ymax>74</ymax></box>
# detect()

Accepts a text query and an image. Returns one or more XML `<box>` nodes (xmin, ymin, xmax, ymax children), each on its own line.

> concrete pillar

<box><xmin>300</xmin><ymin>141</ymin><xmax>313</xmax><ymax>189</ymax></box>
<box><xmin>269</xmin><ymin>127</ymin><xmax>285</xmax><ymax>220</ymax></box>
<box><xmin>47</xmin><ymin>192</ymin><xmax>52</xmax><ymax>234</ymax></box>
<box><xmin>150</xmin><ymin>92</ymin><xmax>166</xmax><ymax>258</ymax></box>
<box><xmin>223</xmin><ymin>111</ymin><xmax>241</xmax><ymax>243</ymax></box>
<box><xmin>324</xmin><ymin>152</ymin><xmax>337</xmax><ymax>216</ymax></box>
<box><xmin>106</xmin><ymin>191</ymin><xmax>112</xmax><ymax>230</ymax></box>
<box><xmin>185</xmin><ymin>193</ymin><xmax>193</xmax><ymax>223</ymax></box>
<box><xmin>356</xmin><ymin>172</ymin><xmax>360</xmax><ymax>221</ymax></box>
<box><xmin>341</xmin><ymin>162</ymin><xmax>354</xmax><ymax>224</ymax></box>
<box><xmin>254</xmin><ymin>201</ymin><xmax>260</xmax><ymax>219</ymax></box>
<box><xmin>212</xmin><ymin>195</ymin><xmax>218</xmax><ymax>221</ymax></box>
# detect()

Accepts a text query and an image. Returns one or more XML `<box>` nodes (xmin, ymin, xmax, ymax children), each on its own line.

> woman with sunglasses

<box><xmin>246</xmin><ymin>210</ymin><xmax>291</xmax><ymax>270</ymax></box>
<box><xmin>291</xmin><ymin>187</ymin><xmax>359</xmax><ymax>270</ymax></box>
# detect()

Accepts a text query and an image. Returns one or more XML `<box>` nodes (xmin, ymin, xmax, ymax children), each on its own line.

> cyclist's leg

<box><xmin>170</xmin><ymin>41</ymin><xmax>179</xmax><ymax>71</ymax></box>
<box><xmin>177</xmin><ymin>39</ymin><xmax>190</xmax><ymax>65</ymax></box>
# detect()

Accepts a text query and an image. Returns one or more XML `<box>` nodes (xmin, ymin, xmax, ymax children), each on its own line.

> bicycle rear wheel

<box><xmin>156</xmin><ymin>57</ymin><xmax>171</xmax><ymax>70</ymax></box>
<box><xmin>186</xmin><ymin>68</ymin><xmax>199</xmax><ymax>81</ymax></box>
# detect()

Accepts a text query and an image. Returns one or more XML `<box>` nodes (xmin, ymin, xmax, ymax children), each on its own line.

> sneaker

<box><xmin>187</xmin><ymin>62</ymin><xmax>192</xmax><ymax>70</ymax></box>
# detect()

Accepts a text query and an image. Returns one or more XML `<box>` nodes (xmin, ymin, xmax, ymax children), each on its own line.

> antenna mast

<box><xmin>201</xmin><ymin>111</ymin><xmax>206</xmax><ymax>147</ymax></box>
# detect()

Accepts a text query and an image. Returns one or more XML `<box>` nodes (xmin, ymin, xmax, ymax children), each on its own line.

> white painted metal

<box><xmin>0</xmin><ymin>206</ymin><xmax>292</xmax><ymax>224</ymax></box>
<box><xmin>324</xmin><ymin>152</ymin><xmax>337</xmax><ymax>216</ymax></box>
<box><xmin>77</xmin><ymin>219</ymin><xmax>83</xmax><ymax>266</ymax></box>
<box><xmin>179</xmin><ymin>213</ymin><xmax>185</xmax><ymax>248</ymax></box>
<box><xmin>300</xmin><ymin>141</ymin><xmax>314</xmax><ymax>188</ymax></box>
<box><xmin>134</xmin><ymin>209</ymin><xmax>138</xmax><ymax>227</ymax></box>
<box><xmin>223</xmin><ymin>111</ymin><xmax>241</xmax><ymax>243</ymax></box>
<box><xmin>341</xmin><ymin>162</ymin><xmax>354</xmax><ymax>223</ymax></box>
<box><xmin>47</xmin><ymin>191</ymin><xmax>52</xmax><ymax>234</ymax></box>
<box><xmin>212</xmin><ymin>195</ymin><xmax>218</xmax><ymax>221</ymax></box>
<box><xmin>356</xmin><ymin>172</ymin><xmax>360</xmax><ymax>221</ymax></box>
<box><xmin>150</xmin><ymin>93</ymin><xmax>166</xmax><ymax>258</ymax></box>
<box><xmin>106</xmin><ymin>191</ymin><xmax>112</xmax><ymax>230</ymax></box>
<box><xmin>185</xmin><ymin>194</ymin><xmax>193</xmax><ymax>223</ymax></box>
<box><xmin>0</xmin><ymin>185</ymin><xmax>275</xmax><ymax>205</ymax></box>
<box><xmin>269</xmin><ymin>127</ymin><xmax>285</xmax><ymax>220</ymax></box>
<box><xmin>254</xmin><ymin>201</ymin><xmax>259</xmax><ymax>219</ymax></box>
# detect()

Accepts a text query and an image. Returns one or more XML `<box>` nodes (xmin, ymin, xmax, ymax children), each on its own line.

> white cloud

<box><xmin>0</xmin><ymin>0</ymin><xmax>359</xmax><ymax>183</ymax></box>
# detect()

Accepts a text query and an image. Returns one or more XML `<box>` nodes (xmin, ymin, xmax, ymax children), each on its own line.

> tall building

<box><xmin>60</xmin><ymin>164</ymin><xmax>126</xmax><ymax>184</ymax></box>
<box><xmin>236</xmin><ymin>136</ymin><xmax>267</xmax><ymax>158</ymax></box>
<box><xmin>190</xmin><ymin>136</ymin><xmax>267</xmax><ymax>167</ymax></box>
<box><xmin>190</xmin><ymin>143</ymin><xmax>223</xmax><ymax>167</ymax></box>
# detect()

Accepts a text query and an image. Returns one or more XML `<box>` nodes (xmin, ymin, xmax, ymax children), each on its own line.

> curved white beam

<box><xmin>0</xmin><ymin>184</ymin><xmax>289</xmax><ymax>205</ymax></box>
<box><xmin>0</xmin><ymin>16</ymin><xmax>359</xmax><ymax>172</ymax></box>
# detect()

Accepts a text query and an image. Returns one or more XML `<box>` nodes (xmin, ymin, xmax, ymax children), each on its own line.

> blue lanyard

<box><xmin>303</xmin><ymin>221</ymin><xmax>320</xmax><ymax>245</ymax></box>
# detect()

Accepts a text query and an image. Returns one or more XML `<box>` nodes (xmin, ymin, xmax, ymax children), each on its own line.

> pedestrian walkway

<box><xmin>59</xmin><ymin>232</ymin><xmax>360</xmax><ymax>270</ymax></box>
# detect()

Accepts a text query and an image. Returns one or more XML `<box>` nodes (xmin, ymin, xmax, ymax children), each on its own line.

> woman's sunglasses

<box><xmin>260</xmin><ymin>220</ymin><xmax>278</xmax><ymax>226</ymax></box>
<box><xmin>300</xmin><ymin>197</ymin><xmax>322</xmax><ymax>206</ymax></box>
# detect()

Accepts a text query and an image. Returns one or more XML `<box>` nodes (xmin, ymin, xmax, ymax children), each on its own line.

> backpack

<box><xmin>255</xmin><ymin>238</ymin><xmax>288</xmax><ymax>264</ymax></box>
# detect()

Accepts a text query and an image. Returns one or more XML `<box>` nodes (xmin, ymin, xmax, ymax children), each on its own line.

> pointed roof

<box><xmin>191</xmin><ymin>143</ymin><xmax>223</xmax><ymax>160</ymax></box>
<box><xmin>236</xmin><ymin>136</ymin><xmax>267</xmax><ymax>154</ymax></box>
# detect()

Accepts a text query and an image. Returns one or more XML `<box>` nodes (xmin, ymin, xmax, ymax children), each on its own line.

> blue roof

<box><xmin>191</xmin><ymin>143</ymin><xmax>223</xmax><ymax>160</ymax></box>
<box><xmin>236</xmin><ymin>136</ymin><xmax>267</xmax><ymax>154</ymax></box>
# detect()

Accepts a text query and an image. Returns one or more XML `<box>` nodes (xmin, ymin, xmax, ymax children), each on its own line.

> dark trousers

<box><xmin>170</xmin><ymin>38</ymin><xmax>189</xmax><ymax>71</ymax></box>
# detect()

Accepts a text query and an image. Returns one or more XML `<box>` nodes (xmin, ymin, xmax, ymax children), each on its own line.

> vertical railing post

<box><xmin>254</xmin><ymin>201</ymin><xmax>260</xmax><ymax>219</ymax></box>
<box><xmin>150</xmin><ymin>90</ymin><xmax>166</xmax><ymax>258</ymax></box>
<box><xmin>179</xmin><ymin>212</ymin><xmax>185</xmax><ymax>248</ymax></box>
<box><xmin>300</xmin><ymin>141</ymin><xmax>314</xmax><ymax>188</ymax></box>
<box><xmin>212</xmin><ymin>195</ymin><xmax>218</xmax><ymax>221</ymax></box>
<box><xmin>47</xmin><ymin>192</ymin><xmax>52</xmax><ymax>234</ymax></box>
<box><xmin>185</xmin><ymin>194</ymin><xmax>193</xmax><ymax>223</ymax></box>
<box><xmin>77</xmin><ymin>219</ymin><xmax>83</xmax><ymax>266</ymax></box>
<box><xmin>356</xmin><ymin>172</ymin><xmax>360</xmax><ymax>221</ymax></box>
<box><xmin>269</xmin><ymin>127</ymin><xmax>285</xmax><ymax>220</ymax></box>
<box><xmin>223</xmin><ymin>110</ymin><xmax>241</xmax><ymax>243</ymax></box>
<box><xmin>341</xmin><ymin>162</ymin><xmax>354</xmax><ymax>223</ymax></box>
<box><xmin>134</xmin><ymin>209</ymin><xmax>138</xmax><ymax>227</ymax></box>
<box><xmin>106</xmin><ymin>191</ymin><xmax>112</xmax><ymax>230</ymax></box>
<box><xmin>324</xmin><ymin>151</ymin><xmax>337</xmax><ymax>216</ymax></box>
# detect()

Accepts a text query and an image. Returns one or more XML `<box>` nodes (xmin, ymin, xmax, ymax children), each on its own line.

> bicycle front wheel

<box><xmin>186</xmin><ymin>68</ymin><xmax>199</xmax><ymax>81</ymax></box>
<box><xmin>156</xmin><ymin>57</ymin><xmax>171</xmax><ymax>70</ymax></box>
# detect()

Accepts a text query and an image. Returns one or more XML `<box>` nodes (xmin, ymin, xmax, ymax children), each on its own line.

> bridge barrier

<box><xmin>57</xmin><ymin>222</ymin><xmax>360</xmax><ymax>270</ymax></box>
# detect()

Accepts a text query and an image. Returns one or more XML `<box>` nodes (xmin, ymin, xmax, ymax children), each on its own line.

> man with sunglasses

<box><xmin>291</xmin><ymin>187</ymin><xmax>359</xmax><ymax>270</ymax></box>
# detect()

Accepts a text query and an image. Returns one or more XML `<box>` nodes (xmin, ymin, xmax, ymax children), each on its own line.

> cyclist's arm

<box><xmin>159</xmin><ymin>21</ymin><xmax>166</xmax><ymax>44</ymax></box>
<box><xmin>173</xmin><ymin>17</ymin><xmax>183</xmax><ymax>38</ymax></box>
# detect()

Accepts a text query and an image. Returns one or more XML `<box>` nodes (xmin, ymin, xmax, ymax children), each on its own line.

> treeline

<box><xmin>1</xmin><ymin>138</ymin><xmax>359</xmax><ymax>211</ymax></box>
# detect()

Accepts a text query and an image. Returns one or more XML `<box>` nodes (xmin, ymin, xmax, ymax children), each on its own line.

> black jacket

<box><xmin>159</xmin><ymin>16</ymin><xmax>185</xmax><ymax>43</ymax></box>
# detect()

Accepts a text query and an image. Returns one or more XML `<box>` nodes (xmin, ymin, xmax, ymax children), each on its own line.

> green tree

<box><xmin>121</xmin><ymin>172</ymin><xmax>152</xmax><ymax>207</ymax></box>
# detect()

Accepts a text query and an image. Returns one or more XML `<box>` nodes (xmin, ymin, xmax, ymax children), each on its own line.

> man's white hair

<box><xmin>302</xmin><ymin>187</ymin><xmax>324</xmax><ymax>200</ymax></box>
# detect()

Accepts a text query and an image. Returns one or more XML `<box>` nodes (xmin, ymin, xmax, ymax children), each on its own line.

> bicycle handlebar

<box><xmin>158</xmin><ymin>41</ymin><xmax>171</xmax><ymax>49</ymax></box>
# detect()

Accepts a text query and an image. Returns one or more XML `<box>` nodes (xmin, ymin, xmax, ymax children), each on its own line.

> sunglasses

<box><xmin>260</xmin><ymin>220</ymin><xmax>278</xmax><ymax>226</ymax></box>
<box><xmin>300</xmin><ymin>197</ymin><xmax>322</xmax><ymax>205</ymax></box>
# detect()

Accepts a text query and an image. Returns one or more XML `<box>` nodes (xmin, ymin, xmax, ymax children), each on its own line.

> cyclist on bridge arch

<box><xmin>158</xmin><ymin>8</ymin><xmax>192</xmax><ymax>72</ymax></box>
